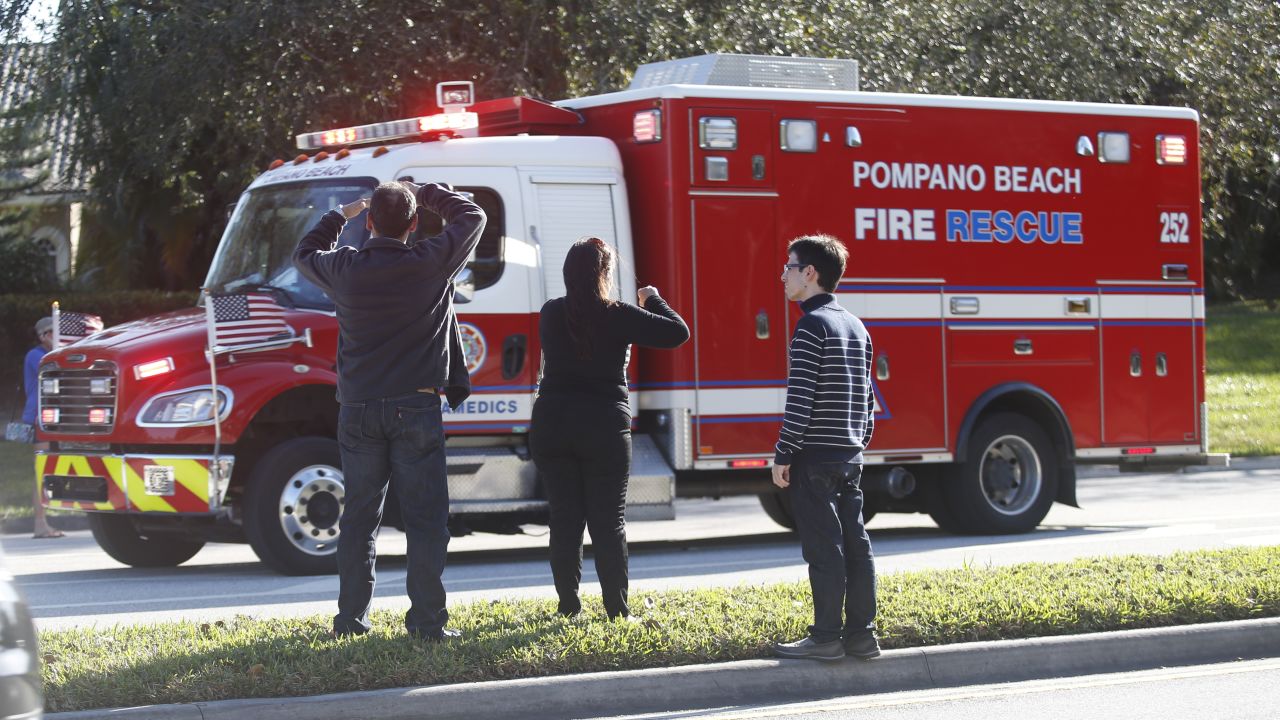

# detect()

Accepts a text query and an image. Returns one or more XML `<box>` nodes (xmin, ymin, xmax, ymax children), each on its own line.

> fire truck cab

<box><xmin>36</xmin><ymin>54</ymin><xmax>1225</xmax><ymax>575</ymax></box>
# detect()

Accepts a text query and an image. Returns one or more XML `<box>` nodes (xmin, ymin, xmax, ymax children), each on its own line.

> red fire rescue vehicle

<box><xmin>35</xmin><ymin>54</ymin><xmax>1226</xmax><ymax>575</ymax></box>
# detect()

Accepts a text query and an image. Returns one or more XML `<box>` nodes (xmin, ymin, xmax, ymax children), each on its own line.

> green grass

<box><xmin>39</xmin><ymin>545</ymin><xmax>1280</xmax><ymax>713</ymax></box>
<box><xmin>0</xmin><ymin>440</ymin><xmax>35</xmax><ymax>518</ymax></box>
<box><xmin>1205</xmin><ymin>301</ymin><xmax>1280</xmax><ymax>456</ymax></box>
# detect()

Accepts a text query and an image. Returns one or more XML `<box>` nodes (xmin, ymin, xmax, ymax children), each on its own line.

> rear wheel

<box><xmin>88</xmin><ymin>514</ymin><xmax>204</xmax><ymax>567</ymax></box>
<box><xmin>931</xmin><ymin>412</ymin><xmax>1058</xmax><ymax>534</ymax></box>
<box><xmin>244</xmin><ymin>437</ymin><xmax>344</xmax><ymax>575</ymax></box>
<box><xmin>758</xmin><ymin>489</ymin><xmax>877</xmax><ymax>530</ymax></box>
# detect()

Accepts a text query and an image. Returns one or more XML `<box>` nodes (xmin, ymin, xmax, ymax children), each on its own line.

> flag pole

<box><xmin>202</xmin><ymin>288</ymin><xmax>224</xmax><ymax>495</ymax></box>
<box><xmin>51</xmin><ymin>300</ymin><xmax>60</xmax><ymax>348</ymax></box>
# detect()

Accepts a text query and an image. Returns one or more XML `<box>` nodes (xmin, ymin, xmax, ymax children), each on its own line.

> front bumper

<box><xmin>36</xmin><ymin>451</ymin><xmax>233</xmax><ymax>513</ymax></box>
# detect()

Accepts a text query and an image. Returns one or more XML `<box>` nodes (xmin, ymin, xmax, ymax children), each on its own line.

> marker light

<box><xmin>780</xmin><ymin>119</ymin><xmax>818</xmax><ymax>152</ymax></box>
<box><xmin>1122</xmin><ymin>447</ymin><xmax>1156</xmax><ymax>455</ymax></box>
<box><xmin>699</xmin><ymin>117</ymin><xmax>738</xmax><ymax>150</ymax></box>
<box><xmin>633</xmin><ymin>109</ymin><xmax>662</xmax><ymax>143</ymax></box>
<box><xmin>133</xmin><ymin>357</ymin><xmax>175</xmax><ymax>380</ymax></box>
<box><xmin>88</xmin><ymin>408</ymin><xmax>112</xmax><ymax>424</ymax></box>
<box><xmin>1156</xmin><ymin>135</ymin><xmax>1187</xmax><ymax>165</ymax></box>
<box><xmin>297</xmin><ymin>113</ymin><xmax>480</xmax><ymax>150</ymax></box>
<box><xmin>1098</xmin><ymin>132</ymin><xmax>1130</xmax><ymax>163</ymax></box>
<box><xmin>729</xmin><ymin>459</ymin><xmax>769</xmax><ymax>468</ymax></box>
<box><xmin>41</xmin><ymin>408</ymin><xmax>59</xmax><ymax>424</ymax></box>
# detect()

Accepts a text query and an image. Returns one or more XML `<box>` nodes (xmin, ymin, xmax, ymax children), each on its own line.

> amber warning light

<box><xmin>296</xmin><ymin>112</ymin><xmax>479</xmax><ymax>150</ymax></box>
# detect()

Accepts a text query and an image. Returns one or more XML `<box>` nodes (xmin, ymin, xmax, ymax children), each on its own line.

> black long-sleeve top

<box><xmin>537</xmin><ymin>295</ymin><xmax>689</xmax><ymax>405</ymax></box>
<box><xmin>292</xmin><ymin>184</ymin><xmax>485</xmax><ymax>405</ymax></box>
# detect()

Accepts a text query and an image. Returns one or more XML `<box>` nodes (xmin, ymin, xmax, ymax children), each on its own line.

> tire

<box><xmin>931</xmin><ymin>412</ymin><xmax>1059</xmax><ymax>534</ymax></box>
<box><xmin>244</xmin><ymin>436</ymin><xmax>344</xmax><ymax>575</ymax></box>
<box><xmin>87</xmin><ymin>513</ymin><xmax>204</xmax><ymax>567</ymax></box>
<box><xmin>758</xmin><ymin>490</ymin><xmax>795</xmax><ymax>530</ymax></box>
<box><xmin>758</xmin><ymin>489</ymin><xmax>877</xmax><ymax>530</ymax></box>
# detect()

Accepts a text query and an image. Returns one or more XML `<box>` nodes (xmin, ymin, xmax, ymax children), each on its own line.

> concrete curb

<box><xmin>48</xmin><ymin>617</ymin><xmax>1280</xmax><ymax>719</ymax></box>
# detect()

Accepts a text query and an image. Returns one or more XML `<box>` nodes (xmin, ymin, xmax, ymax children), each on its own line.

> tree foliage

<box><xmin>11</xmin><ymin>0</ymin><xmax>1279</xmax><ymax>297</ymax></box>
<box><xmin>0</xmin><ymin>41</ymin><xmax>55</xmax><ymax>292</ymax></box>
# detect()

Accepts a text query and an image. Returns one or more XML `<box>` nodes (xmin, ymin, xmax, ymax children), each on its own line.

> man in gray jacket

<box><xmin>294</xmin><ymin>181</ymin><xmax>484</xmax><ymax>641</ymax></box>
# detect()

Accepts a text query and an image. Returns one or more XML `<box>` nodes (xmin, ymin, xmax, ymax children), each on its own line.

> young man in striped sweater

<box><xmin>772</xmin><ymin>234</ymin><xmax>880</xmax><ymax>662</ymax></box>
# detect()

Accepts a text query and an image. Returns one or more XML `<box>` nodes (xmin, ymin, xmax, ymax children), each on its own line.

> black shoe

<box><xmin>412</xmin><ymin>628</ymin><xmax>462</xmax><ymax>643</ymax></box>
<box><xmin>843</xmin><ymin>633</ymin><xmax>881</xmax><ymax>660</ymax></box>
<box><xmin>773</xmin><ymin>636</ymin><xmax>845</xmax><ymax>661</ymax></box>
<box><xmin>329</xmin><ymin>626</ymin><xmax>369</xmax><ymax>640</ymax></box>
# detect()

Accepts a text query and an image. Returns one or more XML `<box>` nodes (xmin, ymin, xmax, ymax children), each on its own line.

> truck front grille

<box><xmin>39</xmin><ymin>362</ymin><xmax>119</xmax><ymax>435</ymax></box>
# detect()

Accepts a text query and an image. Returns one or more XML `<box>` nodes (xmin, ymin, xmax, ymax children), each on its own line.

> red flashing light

<box><xmin>729</xmin><ymin>459</ymin><xmax>769</xmax><ymax>468</ymax></box>
<box><xmin>633</xmin><ymin>109</ymin><xmax>662</xmax><ymax>143</ymax></box>
<box><xmin>41</xmin><ymin>408</ymin><xmax>58</xmax><ymax>424</ymax></box>
<box><xmin>88</xmin><ymin>408</ymin><xmax>111</xmax><ymax>424</ymax></box>
<box><xmin>1123</xmin><ymin>447</ymin><xmax>1156</xmax><ymax>455</ymax></box>
<box><xmin>1156</xmin><ymin>135</ymin><xmax>1187</xmax><ymax>165</ymax></box>
<box><xmin>297</xmin><ymin>112</ymin><xmax>480</xmax><ymax>150</ymax></box>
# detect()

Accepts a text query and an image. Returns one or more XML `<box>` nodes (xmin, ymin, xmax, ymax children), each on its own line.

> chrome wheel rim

<box><xmin>277</xmin><ymin>464</ymin><xmax>344</xmax><ymax>556</ymax></box>
<box><xmin>979</xmin><ymin>434</ymin><xmax>1042</xmax><ymax>516</ymax></box>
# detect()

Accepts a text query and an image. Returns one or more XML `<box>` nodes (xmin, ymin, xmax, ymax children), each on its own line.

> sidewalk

<box><xmin>48</xmin><ymin>616</ymin><xmax>1280</xmax><ymax>719</ymax></box>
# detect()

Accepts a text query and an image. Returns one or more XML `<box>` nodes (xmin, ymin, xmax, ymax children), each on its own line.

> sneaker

<box><xmin>772</xmin><ymin>636</ymin><xmax>845</xmax><ymax>662</ymax></box>
<box><xmin>412</xmin><ymin>628</ymin><xmax>462</xmax><ymax>643</ymax></box>
<box><xmin>843</xmin><ymin>633</ymin><xmax>881</xmax><ymax>660</ymax></box>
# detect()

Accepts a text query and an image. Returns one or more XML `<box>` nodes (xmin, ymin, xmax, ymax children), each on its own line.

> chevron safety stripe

<box><xmin>37</xmin><ymin>453</ymin><xmax>217</xmax><ymax>513</ymax></box>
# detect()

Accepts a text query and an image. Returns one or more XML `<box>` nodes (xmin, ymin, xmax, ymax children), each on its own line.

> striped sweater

<box><xmin>775</xmin><ymin>293</ymin><xmax>875</xmax><ymax>465</ymax></box>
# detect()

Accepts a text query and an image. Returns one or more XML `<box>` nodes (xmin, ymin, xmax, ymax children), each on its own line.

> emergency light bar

<box><xmin>296</xmin><ymin>112</ymin><xmax>479</xmax><ymax>150</ymax></box>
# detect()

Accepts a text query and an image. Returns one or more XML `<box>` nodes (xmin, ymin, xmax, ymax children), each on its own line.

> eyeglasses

<box><xmin>782</xmin><ymin>263</ymin><xmax>809</xmax><ymax>274</ymax></box>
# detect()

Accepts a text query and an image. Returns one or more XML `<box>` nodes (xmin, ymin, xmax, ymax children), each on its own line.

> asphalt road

<box><xmin>592</xmin><ymin>658</ymin><xmax>1280</xmax><ymax>720</ymax></box>
<box><xmin>6</xmin><ymin>458</ymin><xmax>1279</xmax><ymax>631</ymax></box>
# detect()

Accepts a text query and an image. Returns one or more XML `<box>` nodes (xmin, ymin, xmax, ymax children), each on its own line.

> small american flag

<box><xmin>55</xmin><ymin>311</ymin><xmax>103</xmax><ymax>347</ymax></box>
<box><xmin>207</xmin><ymin>293</ymin><xmax>292</xmax><ymax>350</ymax></box>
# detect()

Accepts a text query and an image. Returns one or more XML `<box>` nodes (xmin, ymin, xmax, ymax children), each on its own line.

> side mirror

<box><xmin>453</xmin><ymin>267</ymin><xmax>475</xmax><ymax>304</ymax></box>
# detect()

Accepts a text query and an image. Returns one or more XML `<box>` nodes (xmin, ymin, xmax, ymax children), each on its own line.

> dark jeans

<box><xmin>334</xmin><ymin>391</ymin><xmax>450</xmax><ymax>637</ymax></box>
<box><xmin>789</xmin><ymin>461</ymin><xmax>877</xmax><ymax>643</ymax></box>
<box><xmin>531</xmin><ymin>394</ymin><xmax>631</xmax><ymax>618</ymax></box>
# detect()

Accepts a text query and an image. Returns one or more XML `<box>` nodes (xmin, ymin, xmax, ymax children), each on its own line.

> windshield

<box><xmin>205</xmin><ymin>179</ymin><xmax>376</xmax><ymax>309</ymax></box>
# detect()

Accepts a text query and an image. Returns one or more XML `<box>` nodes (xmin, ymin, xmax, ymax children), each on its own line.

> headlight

<box><xmin>137</xmin><ymin>387</ymin><xmax>233</xmax><ymax>426</ymax></box>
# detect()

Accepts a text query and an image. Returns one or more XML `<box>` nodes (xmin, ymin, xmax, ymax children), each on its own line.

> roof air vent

<box><xmin>629</xmin><ymin>54</ymin><xmax>859</xmax><ymax>92</ymax></box>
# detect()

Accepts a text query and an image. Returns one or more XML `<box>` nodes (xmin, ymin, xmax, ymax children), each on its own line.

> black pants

<box><xmin>531</xmin><ymin>394</ymin><xmax>631</xmax><ymax>618</ymax></box>
<box><xmin>789</xmin><ymin>461</ymin><xmax>877</xmax><ymax>643</ymax></box>
<box><xmin>334</xmin><ymin>392</ymin><xmax>450</xmax><ymax>637</ymax></box>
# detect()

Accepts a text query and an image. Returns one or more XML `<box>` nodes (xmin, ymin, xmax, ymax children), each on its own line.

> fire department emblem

<box><xmin>458</xmin><ymin>323</ymin><xmax>486</xmax><ymax>374</ymax></box>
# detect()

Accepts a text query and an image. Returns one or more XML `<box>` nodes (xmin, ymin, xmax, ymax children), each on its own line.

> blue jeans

<box><xmin>788</xmin><ymin>461</ymin><xmax>877</xmax><ymax>643</ymax></box>
<box><xmin>334</xmin><ymin>391</ymin><xmax>450</xmax><ymax>637</ymax></box>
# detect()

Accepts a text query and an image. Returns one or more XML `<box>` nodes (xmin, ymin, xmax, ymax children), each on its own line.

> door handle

<box><xmin>502</xmin><ymin>334</ymin><xmax>527</xmax><ymax>380</ymax></box>
<box><xmin>875</xmin><ymin>354</ymin><xmax>890</xmax><ymax>381</ymax></box>
<box><xmin>1130</xmin><ymin>350</ymin><xmax>1142</xmax><ymax>377</ymax></box>
<box><xmin>1014</xmin><ymin>338</ymin><xmax>1033</xmax><ymax>355</ymax></box>
<box><xmin>755</xmin><ymin>309</ymin><xmax>769</xmax><ymax>339</ymax></box>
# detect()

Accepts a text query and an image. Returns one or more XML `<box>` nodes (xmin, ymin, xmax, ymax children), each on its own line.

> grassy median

<box><xmin>39</xmin><ymin>544</ymin><xmax>1280</xmax><ymax>712</ymax></box>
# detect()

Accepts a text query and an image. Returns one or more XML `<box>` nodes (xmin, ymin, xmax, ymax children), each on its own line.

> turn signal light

<box><xmin>133</xmin><ymin>358</ymin><xmax>175</xmax><ymax>380</ymax></box>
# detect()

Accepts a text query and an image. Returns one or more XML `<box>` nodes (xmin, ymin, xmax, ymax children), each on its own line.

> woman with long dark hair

<box><xmin>532</xmin><ymin>237</ymin><xmax>689</xmax><ymax>619</ymax></box>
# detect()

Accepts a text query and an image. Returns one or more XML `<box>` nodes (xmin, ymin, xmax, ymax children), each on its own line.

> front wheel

<box><xmin>244</xmin><ymin>437</ymin><xmax>344</xmax><ymax>575</ymax></box>
<box><xmin>88</xmin><ymin>514</ymin><xmax>204</xmax><ymax>567</ymax></box>
<box><xmin>931</xmin><ymin>412</ymin><xmax>1058</xmax><ymax>534</ymax></box>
